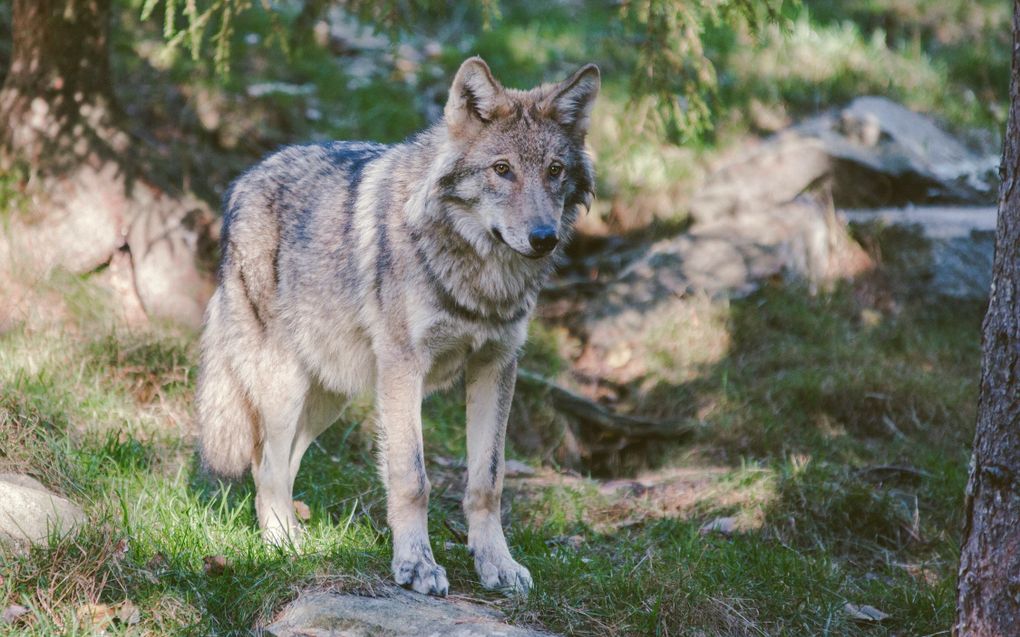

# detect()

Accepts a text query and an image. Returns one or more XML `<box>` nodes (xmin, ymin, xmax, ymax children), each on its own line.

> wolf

<box><xmin>195</xmin><ymin>56</ymin><xmax>599</xmax><ymax>596</ymax></box>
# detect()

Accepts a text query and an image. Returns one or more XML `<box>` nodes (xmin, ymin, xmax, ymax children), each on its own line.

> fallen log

<box><xmin>516</xmin><ymin>369</ymin><xmax>692</xmax><ymax>441</ymax></box>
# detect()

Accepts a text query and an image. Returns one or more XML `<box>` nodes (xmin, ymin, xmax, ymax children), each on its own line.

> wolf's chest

<box><xmin>422</xmin><ymin>324</ymin><xmax>498</xmax><ymax>392</ymax></box>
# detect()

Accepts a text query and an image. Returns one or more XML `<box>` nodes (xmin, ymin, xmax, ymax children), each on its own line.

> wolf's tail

<box><xmin>195</xmin><ymin>291</ymin><xmax>257</xmax><ymax>479</ymax></box>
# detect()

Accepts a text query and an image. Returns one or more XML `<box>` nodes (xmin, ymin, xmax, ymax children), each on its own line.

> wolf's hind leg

<box><xmin>464</xmin><ymin>353</ymin><xmax>532</xmax><ymax>594</ymax></box>
<box><xmin>250</xmin><ymin>354</ymin><xmax>310</xmax><ymax>547</ymax></box>
<box><xmin>288</xmin><ymin>384</ymin><xmax>346</xmax><ymax>490</ymax></box>
<box><xmin>376</xmin><ymin>352</ymin><xmax>448</xmax><ymax>596</ymax></box>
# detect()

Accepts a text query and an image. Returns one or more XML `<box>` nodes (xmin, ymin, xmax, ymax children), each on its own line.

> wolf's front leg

<box><xmin>464</xmin><ymin>353</ymin><xmax>533</xmax><ymax>594</ymax></box>
<box><xmin>376</xmin><ymin>353</ymin><xmax>448</xmax><ymax>596</ymax></box>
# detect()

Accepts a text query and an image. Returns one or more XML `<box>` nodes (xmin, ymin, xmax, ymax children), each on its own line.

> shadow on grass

<box><xmin>502</xmin><ymin>274</ymin><xmax>980</xmax><ymax>634</ymax></box>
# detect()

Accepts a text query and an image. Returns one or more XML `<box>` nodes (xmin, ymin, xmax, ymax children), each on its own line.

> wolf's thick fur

<box><xmin>195</xmin><ymin>57</ymin><xmax>599</xmax><ymax>596</ymax></box>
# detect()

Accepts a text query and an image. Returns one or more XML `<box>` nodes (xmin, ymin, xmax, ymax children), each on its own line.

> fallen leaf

<box><xmin>203</xmin><ymin>555</ymin><xmax>230</xmax><ymax>576</ymax></box>
<box><xmin>2</xmin><ymin>604</ymin><xmax>29</xmax><ymax>624</ymax></box>
<box><xmin>76</xmin><ymin>603</ymin><xmax>116</xmax><ymax>631</ymax></box>
<box><xmin>114</xmin><ymin>599</ymin><xmax>140</xmax><ymax>625</ymax></box>
<box><xmin>699</xmin><ymin>516</ymin><xmax>738</xmax><ymax>537</ymax></box>
<box><xmin>505</xmin><ymin>459</ymin><xmax>536</xmax><ymax>477</ymax></box>
<box><xmin>844</xmin><ymin>603</ymin><xmax>890</xmax><ymax>622</ymax></box>
<box><xmin>146</xmin><ymin>552</ymin><xmax>168</xmax><ymax>571</ymax></box>
<box><xmin>293</xmin><ymin>500</ymin><xmax>311</xmax><ymax>521</ymax></box>
<box><xmin>112</xmin><ymin>538</ymin><xmax>129</xmax><ymax>561</ymax></box>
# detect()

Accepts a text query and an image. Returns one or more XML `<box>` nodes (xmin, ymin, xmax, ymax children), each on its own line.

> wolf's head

<box><xmin>436</xmin><ymin>57</ymin><xmax>599</xmax><ymax>260</ymax></box>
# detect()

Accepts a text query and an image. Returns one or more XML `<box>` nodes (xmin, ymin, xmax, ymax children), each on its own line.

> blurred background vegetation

<box><xmin>2</xmin><ymin>0</ymin><xmax>1006</xmax><ymax>231</ymax></box>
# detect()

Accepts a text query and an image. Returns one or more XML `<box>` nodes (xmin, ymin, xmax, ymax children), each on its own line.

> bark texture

<box><xmin>0</xmin><ymin>0</ymin><xmax>213</xmax><ymax>328</ymax></box>
<box><xmin>1</xmin><ymin>0</ymin><xmax>117</xmax><ymax>163</ymax></box>
<box><xmin>953</xmin><ymin>2</ymin><xmax>1020</xmax><ymax>634</ymax></box>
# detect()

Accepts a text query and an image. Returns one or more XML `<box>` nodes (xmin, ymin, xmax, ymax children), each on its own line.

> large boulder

<box><xmin>557</xmin><ymin>196</ymin><xmax>872</xmax><ymax>388</ymax></box>
<box><xmin>0</xmin><ymin>474</ymin><xmax>85</xmax><ymax>548</ymax></box>
<box><xmin>689</xmin><ymin>96</ymin><xmax>997</xmax><ymax>225</ymax></box>
<box><xmin>823</xmin><ymin>96</ymin><xmax>997</xmax><ymax>206</ymax></box>
<box><xmin>266</xmin><ymin>588</ymin><xmax>557</xmax><ymax>637</ymax></box>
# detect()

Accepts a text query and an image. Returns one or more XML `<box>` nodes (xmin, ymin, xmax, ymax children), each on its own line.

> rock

<box><xmin>840</xmin><ymin>97</ymin><xmax>995</xmax><ymax>193</ymax></box>
<box><xmin>569</xmin><ymin>196</ymin><xmax>872</xmax><ymax>386</ymax></box>
<box><xmin>126</xmin><ymin>188</ymin><xmax>216</xmax><ymax>329</ymax></box>
<box><xmin>844</xmin><ymin>602</ymin><xmax>890</xmax><ymax>623</ymax></box>
<box><xmin>0</xmin><ymin>474</ymin><xmax>85</xmax><ymax>548</ymax></box>
<box><xmin>843</xmin><ymin>205</ymin><xmax>997</xmax><ymax>299</ymax></box>
<box><xmin>553</xmin><ymin>96</ymin><xmax>994</xmax><ymax>394</ymax></box>
<box><xmin>699</xmin><ymin>516</ymin><xmax>738</xmax><ymax>537</ymax></box>
<box><xmin>690</xmin><ymin>97</ymin><xmax>997</xmax><ymax>225</ymax></box>
<box><xmin>91</xmin><ymin>247</ymin><xmax>150</xmax><ymax>327</ymax></box>
<box><xmin>2</xmin><ymin>604</ymin><xmax>30</xmax><ymax>625</ymax></box>
<box><xmin>798</xmin><ymin>96</ymin><xmax>997</xmax><ymax>207</ymax></box>
<box><xmin>246</xmin><ymin>83</ymin><xmax>317</xmax><ymax>98</ymax></box>
<box><xmin>0</xmin><ymin>163</ymin><xmax>216</xmax><ymax>330</ymax></box>
<box><xmin>0</xmin><ymin>162</ymin><xmax>128</xmax><ymax>276</ymax></box>
<box><xmin>505</xmin><ymin>459</ymin><xmax>537</xmax><ymax>477</ymax></box>
<box><xmin>689</xmin><ymin>136</ymin><xmax>832</xmax><ymax>224</ymax></box>
<box><xmin>266</xmin><ymin>589</ymin><xmax>558</xmax><ymax>637</ymax></box>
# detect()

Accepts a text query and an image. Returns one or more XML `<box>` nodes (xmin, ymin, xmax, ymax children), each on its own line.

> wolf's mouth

<box><xmin>490</xmin><ymin>227</ymin><xmax>546</xmax><ymax>260</ymax></box>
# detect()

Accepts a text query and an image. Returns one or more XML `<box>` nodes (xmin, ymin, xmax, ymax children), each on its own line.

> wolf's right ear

<box><xmin>445</xmin><ymin>57</ymin><xmax>504</xmax><ymax>136</ymax></box>
<box><xmin>546</xmin><ymin>64</ymin><xmax>600</xmax><ymax>140</ymax></box>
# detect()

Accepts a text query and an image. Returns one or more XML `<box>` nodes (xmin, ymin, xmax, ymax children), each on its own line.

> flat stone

<box><xmin>0</xmin><ymin>474</ymin><xmax>85</xmax><ymax>548</ymax></box>
<box><xmin>266</xmin><ymin>588</ymin><xmax>558</xmax><ymax>637</ymax></box>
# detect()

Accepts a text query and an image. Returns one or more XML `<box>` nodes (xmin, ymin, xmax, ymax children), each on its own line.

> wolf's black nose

<box><xmin>528</xmin><ymin>226</ymin><xmax>558</xmax><ymax>255</ymax></box>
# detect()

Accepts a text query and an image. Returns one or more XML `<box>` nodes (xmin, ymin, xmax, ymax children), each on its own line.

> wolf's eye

<box><xmin>493</xmin><ymin>162</ymin><xmax>511</xmax><ymax>175</ymax></box>
<box><xmin>548</xmin><ymin>163</ymin><xmax>563</xmax><ymax>177</ymax></box>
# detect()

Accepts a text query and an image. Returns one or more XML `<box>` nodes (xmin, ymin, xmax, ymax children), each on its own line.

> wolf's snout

<box><xmin>528</xmin><ymin>226</ymin><xmax>558</xmax><ymax>255</ymax></box>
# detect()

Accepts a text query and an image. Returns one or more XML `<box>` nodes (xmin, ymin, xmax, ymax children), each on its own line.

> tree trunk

<box><xmin>1</xmin><ymin>0</ymin><xmax>117</xmax><ymax>165</ymax></box>
<box><xmin>0</xmin><ymin>0</ymin><xmax>213</xmax><ymax>328</ymax></box>
<box><xmin>953</xmin><ymin>2</ymin><xmax>1020</xmax><ymax>634</ymax></box>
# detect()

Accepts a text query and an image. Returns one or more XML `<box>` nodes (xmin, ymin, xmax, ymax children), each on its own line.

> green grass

<box><xmin>0</xmin><ymin>265</ymin><xmax>979</xmax><ymax>635</ymax></box>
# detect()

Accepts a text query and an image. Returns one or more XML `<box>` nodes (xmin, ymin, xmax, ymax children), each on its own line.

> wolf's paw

<box><xmin>474</xmin><ymin>552</ymin><xmax>533</xmax><ymax>595</ymax></box>
<box><xmin>392</xmin><ymin>556</ymin><xmax>449</xmax><ymax>596</ymax></box>
<box><xmin>262</xmin><ymin>519</ymin><xmax>303</xmax><ymax>550</ymax></box>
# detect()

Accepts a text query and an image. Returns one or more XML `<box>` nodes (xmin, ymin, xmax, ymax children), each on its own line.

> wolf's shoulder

<box><xmin>240</xmin><ymin>140</ymin><xmax>391</xmax><ymax>182</ymax></box>
<box><xmin>223</xmin><ymin>140</ymin><xmax>390</xmax><ymax>216</ymax></box>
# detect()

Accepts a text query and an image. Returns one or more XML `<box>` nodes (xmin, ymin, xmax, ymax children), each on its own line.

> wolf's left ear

<box><xmin>547</xmin><ymin>64</ymin><xmax>600</xmax><ymax>138</ymax></box>
<box><xmin>445</xmin><ymin>57</ymin><xmax>505</xmax><ymax>136</ymax></box>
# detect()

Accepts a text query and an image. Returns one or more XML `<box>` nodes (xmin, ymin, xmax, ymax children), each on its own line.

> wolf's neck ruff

<box><xmin>416</xmin><ymin>189</ymin><xmax>549</xmax><ymax>324</ymax></box>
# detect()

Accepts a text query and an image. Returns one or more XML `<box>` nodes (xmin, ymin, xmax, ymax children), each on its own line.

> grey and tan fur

<box><xmin>195</xmin><ymin>57</ymin><xmax>599</xmax><ymax>596</ymax></box>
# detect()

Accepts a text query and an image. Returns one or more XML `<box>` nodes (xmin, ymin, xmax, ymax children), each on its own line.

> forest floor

<box><xmin>0</xmin><ymin>253</ymin><xmax>982</xmax><ymax>635</ymax></box>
